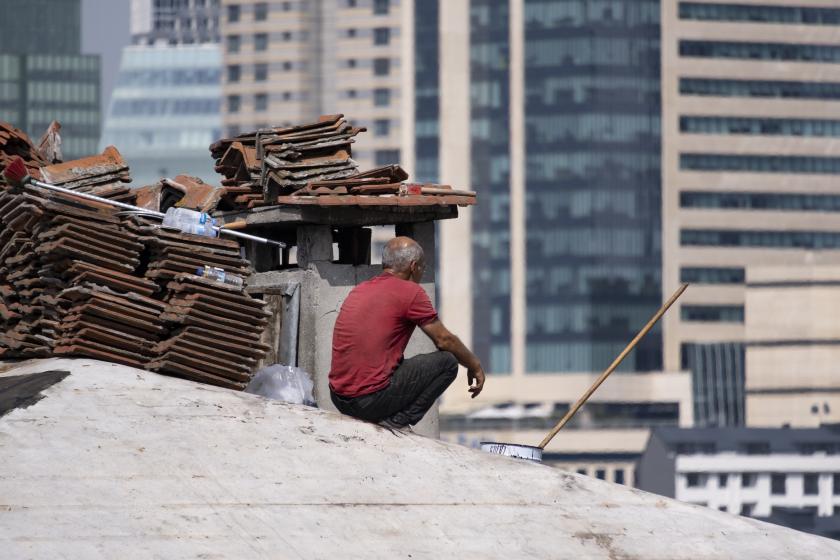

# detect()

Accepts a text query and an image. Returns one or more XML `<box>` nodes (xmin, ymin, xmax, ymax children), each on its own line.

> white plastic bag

<box><xmin>246</xmin><ymin>364</ymin><xmax>316</xmax><ymax>406</ymax></box>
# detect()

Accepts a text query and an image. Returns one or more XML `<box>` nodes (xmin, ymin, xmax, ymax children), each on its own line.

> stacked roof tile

<box><xmin>0</xmin><ymin>132</ymin><xmax>268</xmax><ymax>389</ymax></box>
<box><xmin>150</xmin><ymin>274</ymin><xmax>270</xmax><ymax>390</ymax></box>
<box><xmin>0</xmin><ymin>122</ymin><xmax>48</xmax><ymax>181</ymax></box>
<box><xmin>40</xmin><ymin>145</ymin><xmax>135</xmax><ymax>203</ymax></box>
<box><xmin>210</xmin><ymin>114</ymin><xmax>364</xmax><ymax>208</ymax></box>
<box><xmin>209</xmin><ymin>114</ymin><xmax>477</xmax><ymax>211</ymax></box>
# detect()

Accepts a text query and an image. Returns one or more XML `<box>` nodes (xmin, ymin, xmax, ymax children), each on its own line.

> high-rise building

<box><xmin>0</xmin><ymin>0</ymin><xmax>101</xmax><ymax>159</ymax></box>
<box><xmin>660</xmin><ymin>1</ymin><xmax>840</xmax><ymax>415</ymax></box>
<box><xmin>421</xmin><ymin>1</ymin><xmax>663</xmax><ymax>397</ymax></box>
<box><xmin>131</xmin><ymin>0</ymin><xmax>221</xmax><ymax>45</ymax></box>
<box><xmin>745</xmin><ymin>265</ymin><xmax>840</xmax><ymax>428</ymax></box>
<box><xmin>219</xmin><ymin>0</ymin><xmax>410</xmax><ymax>171</ymax></box>
<box><xmin>100</xmin><ymin>0</ymin><xmax>222</xmax><ymax>185</ymax></box>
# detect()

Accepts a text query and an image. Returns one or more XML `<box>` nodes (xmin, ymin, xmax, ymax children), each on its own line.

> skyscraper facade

<box><xmin>660</xmin><ymin>0</ymin><xmax>840</xmax><ymax>412</ymax></box>
<box><xmin>100</xmin><ymin>0</ymin><xmax>222</xmax><ymax>185</ymax></box>
<box><xmin>131</xmin><ymin>0</ymin><xmax>221</xmax><ymax>45</ymax></box>
<box><xmin>0</xmin><ymin>0</ymin><xmax>101</xmax><ymax>159</ymax></box>
<box><xmin>220</xmin><ymin>0</ymin><xmax>411</xmax><ymax>171</ymax></box>
<box><xmin>426</xmin><ymin>0</ymin><xmax>663</xmax><ymax>388</ymax></box>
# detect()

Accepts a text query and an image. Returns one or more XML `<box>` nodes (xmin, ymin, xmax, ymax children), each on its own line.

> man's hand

<box><xmin>468</xmin><ymin>366</ymin><xmax>485</xmax><ymax>398</ymax></box>
<box><xmin>420</xmin><ymin>318</ymin><xmax>485</xmax><ymax>398</ymax></box>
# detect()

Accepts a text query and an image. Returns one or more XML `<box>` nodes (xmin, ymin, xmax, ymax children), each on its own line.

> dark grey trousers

<box><xmin>330</xmin><ymin>351</ymin><xmax>458</xmax><ymax>427</ymax></box>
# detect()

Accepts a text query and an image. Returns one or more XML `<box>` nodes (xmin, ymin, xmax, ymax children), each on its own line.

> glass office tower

<box><xmin>471</xmin><ymin>0</ymin><xmax>514</xmax><ymax>373</ymax></box>
<box><xmin>422</xmin><ymin>0</ymin><xmax>662</xmax><ymax>376</ymax></box>
<box><xmin>523</xmin><ymin>0</ymin><xmax>662</xmax><ymax>372</ymax></box>
<box><xmin>100</xmin><ymin>0</ymin><xmax>222</xmax><ymax>185</ymax></box>
<box><xmin>100</xmin><ymin>45</ymin><xmax>221</xmax><ymax>185</ymax></box>
<box><xmin>0</xmin><ymin>0</ymin><xmax>101</xmax><ymax>160</ymax></box>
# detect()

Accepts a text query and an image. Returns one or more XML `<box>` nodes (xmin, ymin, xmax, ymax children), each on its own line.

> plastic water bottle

<box><xmin>162</xmin><ymin>207</ymin><xmax>219</xmax><ymax>238</ymax></box>
<box><xmin>196</xmin><ymin>266</ymin><xmax>244</xmax><ymax>288</ymax></box>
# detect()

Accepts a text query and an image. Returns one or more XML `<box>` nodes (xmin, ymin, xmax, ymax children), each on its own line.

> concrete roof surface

<box><xmin>2</xmin><ymin>358</ymin><xmax>839</xmax><ymax>559</ymax></box>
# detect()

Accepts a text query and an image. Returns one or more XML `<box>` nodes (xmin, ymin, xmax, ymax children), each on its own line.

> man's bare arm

<box><xmin>420</xmin><ymin>319</ymin><xmax>485</xmax><ymax>398</ymax></box>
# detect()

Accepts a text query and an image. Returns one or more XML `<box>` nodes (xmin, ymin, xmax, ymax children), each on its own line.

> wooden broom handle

<box><xmin>538</xmin><ymin>283</ymin><xmax>689</xmax><ymax>449</ymax></box>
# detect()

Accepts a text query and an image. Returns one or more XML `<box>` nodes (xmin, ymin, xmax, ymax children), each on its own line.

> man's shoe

<box><xmin>377</xmin><ymin>418</ymin><xmax>409</xmax><ymax>435</ymax></box>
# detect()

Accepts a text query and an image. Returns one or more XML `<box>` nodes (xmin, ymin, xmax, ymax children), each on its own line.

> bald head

<box><xmin>382</xmin><ymin>236</ymin><xmax>424</xmax><ymax>276</ymax></box>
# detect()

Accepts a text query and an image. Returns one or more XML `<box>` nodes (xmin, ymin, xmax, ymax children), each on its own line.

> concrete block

<box><xmin>297</xmin><ymin>225</ymin><xmax>333</xmax><ymax>267</ymax></box>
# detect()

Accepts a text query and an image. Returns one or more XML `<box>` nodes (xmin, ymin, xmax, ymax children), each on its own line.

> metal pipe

<box><xmin>25</xmin><ymin>178</ymin><xmax>285</xmax><ymax>248</ymax></box>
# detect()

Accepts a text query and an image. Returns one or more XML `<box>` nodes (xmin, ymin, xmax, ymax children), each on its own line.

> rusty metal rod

<box><xmin>538</xmin><ymin>283</ymin><xmax>689</xmax><ymax>450</ymax></box>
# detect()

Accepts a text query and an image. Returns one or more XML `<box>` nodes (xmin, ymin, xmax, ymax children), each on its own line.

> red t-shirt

<box><xmin>329</xmin><ymin>272</ymin><xmax>438</xmax><ymax>398</ymax></box>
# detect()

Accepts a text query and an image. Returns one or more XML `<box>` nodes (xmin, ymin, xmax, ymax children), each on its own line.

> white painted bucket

<box><xmin>480</xmin><ymin>442</ymin><xmax>543</xmax><ymax>463</ymax></box>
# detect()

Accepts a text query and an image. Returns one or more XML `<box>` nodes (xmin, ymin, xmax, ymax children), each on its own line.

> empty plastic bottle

<box><xmin>196</xmin><ymin>266</ymin><xmax>244</xmax><ymax>288</ymax></box>
<box><xmin>162</xmin><ymin>207</ymin><xmax>219</xmax><ymax>238</ymax></box>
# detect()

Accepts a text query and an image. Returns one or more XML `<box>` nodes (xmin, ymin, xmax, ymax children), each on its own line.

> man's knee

<box><xmin>439</xmin><ymin>351</ymin><xmax>458</xmax><ymax>378</ymax></box>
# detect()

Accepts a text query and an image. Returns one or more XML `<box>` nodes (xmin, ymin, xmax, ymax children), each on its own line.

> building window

<box><xmin>227</xmin><ymin>4</ymin><xmax>240</xmax><ymax>22</ymax></box>
<box><xmin>374</xmin><ymin>27</ymin><xmax>390</xmax><ymax>45</ymax></box>
<box><xmin>680</xmin><ymin>191</ymin><xmax>840</xmax><ymax>212</ymax></box>
<box><xmin>282</xmin><ymin>31</ymin><xmax>292</xmax><ymax>41</ymax></box>
<box><xmin>681</xmin><ymin>153</ymin><xmax>840</xmax><ymax>174</ymax></box>
<box><xmin>686</xmin><ymin>473</ymin><xmax>705</xmax><ymax>487</ymax></box>
<box><xmin>227</xmin><ymin>94</ymin><xmax>241</xmax><ymax>113</ymax></box>
<box><xmin>255</xmin><ymin>33</ymin><xmax>268</xmax><ymax>51</ymax></box>
<box><xmin>255</xmin><ymin>93</ymin><xmax>268</xmax><ymax>112</ymax></box>
<box><xmin>373</xmin><ymin>88</ymin><xmax>390</xmax><ymax>106</ymax></box>
<box><xmin>375</xmin><ymin>149</ymin><xmax>399</xmax><ymax>165</ymax></box>
<box><xmin>283</xmin><ymin>61</ymin><xmax>292</xmax><ymax>71</ymax></box>
<box><xmin>680</xmin><ymin>267</ymin><xmax>745</xmax><ymax>285</ymax></box>
<box><xmin>681</xmin><ymin>115</ymin><xmax>840</xmax><ymax>138</ymax></box>
<box><xmin>595</xmin><ymin>469</ymin><xmax>606</xmax><ymax>480</ymax></box>
<box><xmin>576</xmin><ymin>468</ymin><xmax>587</xmax><ymax>475</ymax></box>
<box><xmin>282</xmin><ymin>91</ymin><xmax>292</xmax><ymax>101</ymax></box>
<box><xmin>347</xmin><ymin>0</ymin><xmax>357</xmax><ymax>6</ymax></box>
<box><xmin>374</xmin><ymin>119</ymin><xmax>390</xmax><ymax>137</ymax></box>
<box><xmin>834</xmin><ymin>474</ymin><xmax>840</xmax><ymax>495</ymax></box>
<box><xmin>255</xmin><ymin>2</ymin><xmax>268</xmax><ymax>20</ymax></box>
<box><xmin>740</xmin><ymin>503</ymin><xmax>755</xmax><ymax>516</ymax></box>
<box><xmin>347</xmin><ymin>89</ymin><xmax>357</xmax><ymax>99</ymax></box>
<box><xmin>797</xmin><ymin>442</ymin><xmax>839</xmax><ymax>454</ymax></box>
<box><xmin>614</xmin><ymin>469</ymin><xmax>625</xmax><ymax>485</ymax></box>
<box><xmin>227</xmin><ymin>35</ymin><xmax>241</xmax><ymax>53</ymax></box>
<box><xmin>373</xmin><ymin>0</ymin><xmax>389</xmax><ymax>15</ymax></box>
<box><xmin>373</xmin><ymin>58</ymin><xmax>390</xmax><ymax>75</ymax></box>
<box><xmin>678</xmin><ymin>3</ymin><xmax>840</xmax><ymax>26</ymax></box>
<box><xmin>255</xmin><ymin>63</ymin><xmax>268</xmax><ymax>81</ymax></box>
<box><xmin>681</xmin><ymin>305</ymin><xmax>744</xmax><ymax>323</ymax></box>
<box><xmin>347</xmin><ymin>28</ymin><xmax>357</xmax><ymax>38</ymax></box>
<box><xmin>718</xmin><ymin>474</ymin><xmax>727</xmax><ymax>488</ymax></box>
<box><xmin>681</xmin><ymin>229</ymin><xmax>840</xmax><ymax>250</ymax></box>
<box><xmin>680</xmin><ymin>78</ymin><xmax>840</xmax><ymax>101</ymax></box>
<box><xmin>771</xmin><ymin>474</ymin><xmax>786</xmax><ymax>495</ymax></box>
<box><xmin>347</xmin><ymin>59</ymin><xmax>357</xmax><ymax>68</ymax></box>
<box><xmin>676</xmin><ymin>442</ymin><xmax>717</xmax><ymax>455</ymax></box>
<box><xmin>804</xmin><ymin>473</ymin><xmax>819</xmax><ymax>495</ymax></box>
<box><xmin>679</xmin><ymin>40</ymin><xmax>840</xmax><ymax>64</ymax></box>
<box><xmin>742</xmin><ymin>473</ymin><xmax>758</xmax><ymax>488</ymax></box>
<box><xmin>743</xmin><ymin>442</ymin><xmax>770</xmax><ymax>455</ymax></box>
<box><xmin>227</xmin><ymin>65</ymin><xmax>240</xmax><ymax>83</ymax></box>
<box><xmin>282</xmin><ymin>2</ymin><xmax>292</xmax><ymax>12</ymax></box>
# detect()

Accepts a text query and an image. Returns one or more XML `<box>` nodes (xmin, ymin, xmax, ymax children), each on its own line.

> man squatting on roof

<box><xmin>329</xmin><ymin>236</ymin><xmax>486</xmax><ymax>430</ymax></box>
